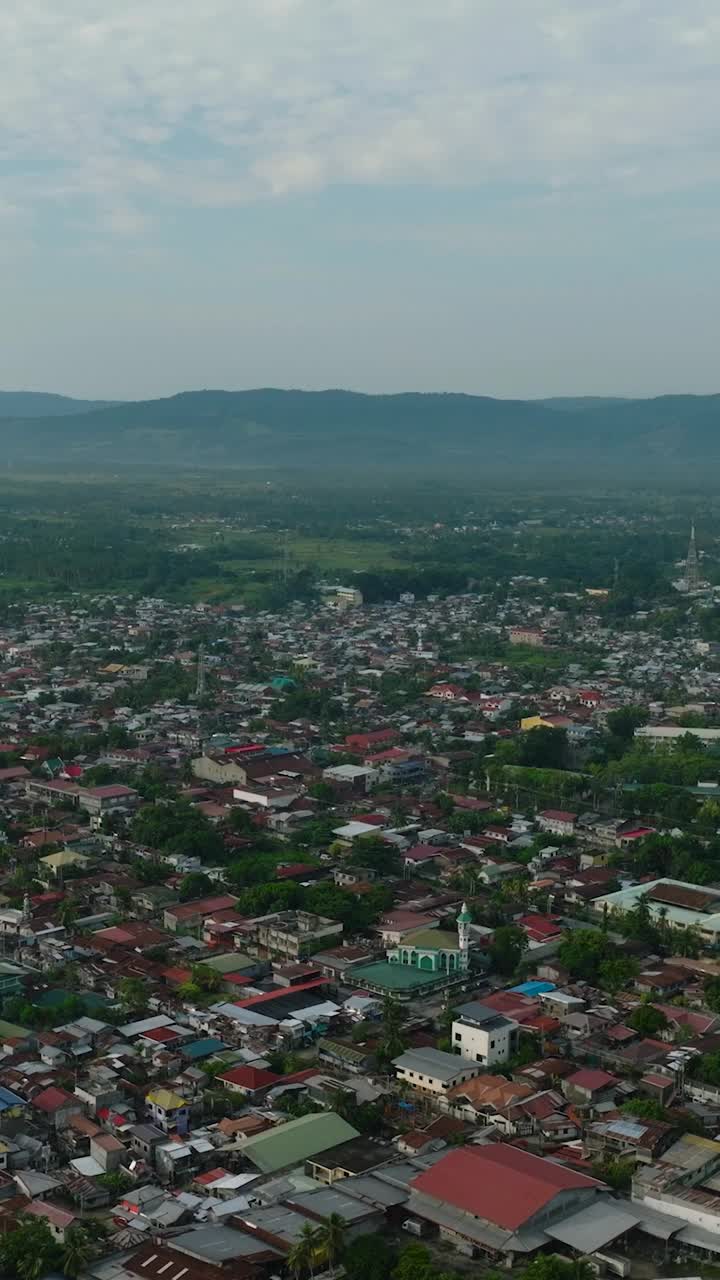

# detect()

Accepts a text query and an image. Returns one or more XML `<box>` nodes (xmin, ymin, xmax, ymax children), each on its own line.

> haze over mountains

<box><xmin>0</xmin><ymin>388</ymin><xmax>718</xmax><ymax>482</ymax></box>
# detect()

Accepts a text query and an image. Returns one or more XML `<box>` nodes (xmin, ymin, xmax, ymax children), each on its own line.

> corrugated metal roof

<box><xmin>241</xmin><ymin>1112</ymin><xmax>359</xmax><ymax>1174</ymax></box>
<box><xmin>546</xmin><ymin>1200</ymin><xmax>640</xmax><ymax>1253</ymax></box>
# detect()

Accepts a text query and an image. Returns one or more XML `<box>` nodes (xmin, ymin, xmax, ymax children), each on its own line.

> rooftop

<box><xmin>410</xmin><ymin>1143</ymin><xmax>601</xmax><ymax>1231</ymax></box>
<box><xmin>240</xmin><ymin>1111</ymin><xmax>359</xmax><ymax>1174</ymax></box>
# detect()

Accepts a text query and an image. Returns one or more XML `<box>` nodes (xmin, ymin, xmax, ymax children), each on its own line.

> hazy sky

<box><xmin>2</xmin><ymin>0</ymin><xmax>719</xmax><ymax>400</ymax></box>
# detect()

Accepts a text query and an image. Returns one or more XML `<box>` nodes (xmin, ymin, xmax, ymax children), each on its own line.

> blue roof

<box><xmin>0</xmin><ymin>1085</ymin><xmax>25</xmax><ymax>1110</ymax></box>
<box><xmin>181</xmin><ymin>1037</ymin><xmax>228</xmax><ymax>1061</ymax></box>
<box><xmin>509</xmin><ymin>980</ymin><xmax>556</xmax><ymax>996</ymax></box>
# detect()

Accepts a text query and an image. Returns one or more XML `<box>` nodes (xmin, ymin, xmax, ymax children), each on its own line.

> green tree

<box><xmin>597</xmin><ymin>955</ymin><xmax>639</xmax><ymax>995</ymax></box>
<box><xmin>309</xmin><ymin>782</ymin><xmax>336</xmax><ymax>804</ymax></box>
<box><xmin>704</xmin><ymin>977</ymin><xmax>720</xmax><ymax>1013</ymax></box>
<box><xmin>117</xmin><ymin>976</ymin><xmax>147</xmax><ymax>1015</ymax></box>
<box><xmin>287</xmin><ymin>1223</ymin><xmax>321</xmax><ymax>1279</ymax></box>
<box><xmin>179</xmin><ymin>871</ymin><xmax>214</xmax><ymax>901</ymax></box>
<box><xmin>518</xmin><ymin>727</ymin><xmax>568</xmax><ymax>770</ymax></box>
<box><xmin>379</xmin><ymin>995</ymin><xmax>406</xmax><ymax>1063</ymax></box>
<box><xmin>0</xmin><ymin>1216</ymin><xmax>62</xmax><ymax>1280</ymax></box>
<box><xmin>228</xmin><ymin>806</ymin><xmax>255</xmax><ymax>834</ymax></box>
<box><xmin>558</xmin><ymin>929</ymin><xmax>611</xmax><ymax>982</ymax></box>
<box><xmin>63</xmin><ymin>1226</ymin><xmax>95</xmax><ymax>1278</ymax></box>
<box><xmin>349</xmin><ymin>835</ymin><xmax>401</xmax><ymax>877</ymax></box>
<box><xmin>622</xmin><ymin>1097</ymin><xmax>667</xmax><ymax>1122</ymax></box>
<box><xmin>628</xmin><ymin>1003</ymin><xmax>668</xmax><ymax>1037</ymax></box>
<box><xmin>489</xmin><ymin>924</ymin><xmax>528</xmax><ymax>976</ymax></box>
<box><xmin>315</xmin><ymin>1213</ymin><xmax>347</xmax><ymax>1269</ymax></box>
<box><xmin>523</xmin><ymin>1257</ymin><xmax>594</xmax><ymax>1280</ymax></box>
<box><xmin>343</xmin><ymin>1233</ymin><xmax>396</xmax><ymax>1280</ymax></box>
<box><xmin>393</xmin><ymin>1242</ymin><xmax>435</xmax><ymax>1280</ymax></box>
<box><xmin>190</xmin><ymin>962</ymin><xmax>222</xmax><ymax>993</ymax></box>
<box><xmin>97</xmin><ymin>1169</ymin><xmax>132</xmax><ymax>1195</ymax></box>
<box><xmin>591</xmin><ymin>1155</ymin><xmax>634</xmax><ymax>1191</ymax></box>
<box><xmin>58</xmin><ymin>897</ymin><xmax>79</xmax><ymax>930</ymax></box>
<box><xmin>606</xmin><ymin>705</ymin><xmax>649</xmax><ymax>741</ymax></box>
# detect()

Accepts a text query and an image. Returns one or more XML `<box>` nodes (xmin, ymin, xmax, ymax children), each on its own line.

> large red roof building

<box><xmin>407</xmin><ymin>1143</ymin><xmax>613</xmax><ymax>1260</ymax></box>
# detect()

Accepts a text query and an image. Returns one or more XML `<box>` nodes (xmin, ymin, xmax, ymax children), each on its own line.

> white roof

<box><xmin>119</xmin><ymin>1014</ymin><xmax>174</xmax><ymax>1038</ymax></box>
<box><xmin>293</xmin><ymin>1002</ymin><xmax>340</xmax><ymax>1021</ymax></box>
<box><xmin>212</xmin><ymin>1172</ymin><xmax>259</xmax><ymax>1191</ymax></box>
<box><xmin>333</xmin><ymin>821</ymin><xmax>383</xmax><ymax>838</ymax></box>
<box><xmin>206</xmin><ymin>1195</ymin><xmax>252</xmax><ymax>1217</ymax></box>
<box><xmin>211</xmin><ymin>1003</ymin><xmax>278</xmax><ymax>1027</ymax></box>
<box><xmin>323</xmin><ymin>765</ymin><xmax>373</xmax><ymax>779</ymax></box>
<box><xmin>71</xmin><ymin>1156</ymin><xmax>105</xmax><ymax>1178</ymax></box>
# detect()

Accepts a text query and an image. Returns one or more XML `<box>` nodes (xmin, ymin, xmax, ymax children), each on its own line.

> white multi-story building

<box><xmin>452</xmin><ymin>1001</ymin><xmax>519</xmax><ymax>1067</ymax></box>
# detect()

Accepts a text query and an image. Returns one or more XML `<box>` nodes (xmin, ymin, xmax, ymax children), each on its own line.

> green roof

<box><xmin>200</xmin><ymin>953</ymin><xmax>255</xmax><ymax>974</ymax></box>
<box><xmin>319</xmin><ymin>1038</ymin><xmax>373</xmax><ymax>1065</ymax></box>
<box><xmin>181</xmin><ymin>1037</ymin><xmax>228</xmax><ymax>1061</ymax></box>
<box><xmin>240</xmin><ymin>1112</ymin><xmax>359</xmax><ymax>1174</ymax></box>
<box><xmin>36</xmin><ymin>989</ymin><xmax>109</xmax><ymax>1011</ymax></box>
<box><xmin>0</xmin><ymin>1019</ymin><xmax>30</xmax><ymax>1039</ymax></box>
<box><xmin>350</xmin><ymin>961</ymin><xmax>454</xmax><ymax>992</ymax></box>
<box><xmin>402</xmin><ymin>929</ymin><xmax>460</xmax><ymax>950</ymax></box>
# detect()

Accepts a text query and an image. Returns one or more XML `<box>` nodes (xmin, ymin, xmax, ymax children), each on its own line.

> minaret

<box><xmin>457</xmin><ymin>901</ymin><xmax>472</xmax><ymax>972</ymax></box>
<box><xmin>687</xmin><ymin>521</ymin><xmax>700</xmax><ymax>592</ymax></box>
<box><xmin>21</xmin><ymin>892</ymin><xmax>31</xmax><ymax>925</ymax></box>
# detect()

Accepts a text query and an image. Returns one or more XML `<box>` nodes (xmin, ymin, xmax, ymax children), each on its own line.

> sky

<box><xmin>1</xmin><ymin>0</ymin><xmax>720</xmax><ymax>401</ymax></box>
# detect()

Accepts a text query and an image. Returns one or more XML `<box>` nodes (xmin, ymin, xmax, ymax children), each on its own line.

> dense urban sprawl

<box><xmin>1</xmin><ymin>574</ymin><xmax>720</xmax><ymax>1279</ymax></box>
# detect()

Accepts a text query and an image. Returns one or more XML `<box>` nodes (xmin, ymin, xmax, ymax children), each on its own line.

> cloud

<box><xmin>2</xmin><ymin>0</ymin><xmax>720</xmax><ymax>231</ymax></box>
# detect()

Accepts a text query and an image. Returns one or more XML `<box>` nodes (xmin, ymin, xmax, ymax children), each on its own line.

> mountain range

<box><xmin>0</xmin><ymin>388</ymin><xmax>718</xmax><ymax>482</ymax></box>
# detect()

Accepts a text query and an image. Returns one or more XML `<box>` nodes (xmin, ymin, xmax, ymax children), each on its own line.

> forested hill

<box><xmin>0</xmin><ymin>392</ymin><xmax>119</xmax><ymax>417</ymax></box>
<box><xmin>0</xmin><ymin>387</ymin><xmax>719</xmax><ymax>482</ymax></box>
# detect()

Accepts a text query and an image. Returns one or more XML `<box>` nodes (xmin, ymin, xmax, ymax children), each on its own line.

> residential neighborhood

<box><xmin>0</xmin><ymin>583</ymin><xmax>720</xmax><ymax>1278</ymax></box>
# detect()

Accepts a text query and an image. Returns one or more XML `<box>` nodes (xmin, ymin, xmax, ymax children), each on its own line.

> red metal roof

<box><xmin>232</xmin><ymin>977</ymin><xmax>327</xmax><ymax>1009</ymax></box>
<box><xmin>169</xmin><ymin>894</ymin><xmax>238</xmax><ymax>921</ymax></box>
<box><xmin>410</xmin><ymin>1143</ymin><xmax>601</xmax><ymax>1231</ymax></box>
<box><xmin>218</xmin><ymin>1065</ymin><xmax>280</xmax><ymax>1090</ymax></box>
<box><xmin>142</xmin><ymin>1026</ymin><xmax>182</xmax><ymax>1043</ymax></box>
<box><xmin>32</xmin><ymin>1086</ymin><xmax>75</xmax><ymax>1113</ymax></box>
<box><xmin>194</xmin><ymin>1167</ymin><xmax>230</xmax><ymax>1186</ymax></box>
<box><xmin>566</xmin><ymin>1068</ymin><xmax>617</xmax><ymax>1091</ymax></box>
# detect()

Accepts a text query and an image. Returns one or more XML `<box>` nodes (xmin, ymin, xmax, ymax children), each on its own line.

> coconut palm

<box><xmin>63</xmin><ymin>1226</ymin><xmax>94</xmax><ymax>1278</ymax></box>
<box><xmin>287</xmin><ymin>1223</ymin><xmax>322</xmax><ymax>1279</ymax></box>
<box><xmin>316</xmin><ymin>1213</ymin><xmax>347</xmax><ymax>1270</ymax></box>
<box><xmin>379</xmin><ymin>994</ymin><xmax>406</xmax><ymax>1061</ymax></box>
<box><xmin>17</xmin><ymin>1258</ymin><xmax>44</xmax><ymax>1280</ymax></box>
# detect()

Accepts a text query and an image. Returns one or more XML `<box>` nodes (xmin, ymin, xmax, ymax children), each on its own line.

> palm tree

<box><xmin>63</xmin><ymin>1226</ymin><xmax>94</xmax><ymax>1278</ymax></box>
<box><xmin>16</xmin><ymin>1258</ymin><xmax>43</xmax><ymax>1280</ymax></box>
<box><xmin>379</xmin><ymin>995</ymin><xmax>405</xmax><ymax>1062</ymax></box>
<box><xmin>317</xmin><ymin>1213</ymin><xmax>347</xmax><ymax>1270</ymax></box>
<box><xmin>657</xmin><ymin>905</ymin><xmax>670</xmax><ymax>948</ymax></box>
<box><xmin>58</xmin><ymin>897</ymin><xmax>78</xmax><ymax>930</ymax></box>
<box><xmin>454</xmin><ymin>866</ymin><xmax>479</xmax><ymax>898</ymax></box>
<box><xmin>287</xmin><ymin>1223</ymin><xmax>321</xmax><ymax>1279</ymax></box>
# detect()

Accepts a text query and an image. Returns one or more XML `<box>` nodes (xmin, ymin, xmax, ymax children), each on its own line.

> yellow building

<box><xmin>520</xmin><ymin>714</ymin><xmax>558</xmax><ymax>732</ymax></box>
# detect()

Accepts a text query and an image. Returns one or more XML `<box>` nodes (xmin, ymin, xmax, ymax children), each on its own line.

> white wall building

<box><xmin>451</xmin><ymin>1001</ymin><xmax>519</xmax><ymax>1067</ymax></box>
<box><xmin>393</xmin><ymin>1047</ymin><xmax>480</xmax><ymax>1096</ymax></box>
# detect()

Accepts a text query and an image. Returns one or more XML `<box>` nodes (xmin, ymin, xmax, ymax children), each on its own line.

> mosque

<box><xmin>350</xmin><ymin>903</ymin><xmax>475</xmax><ymax>1000</ymax></box>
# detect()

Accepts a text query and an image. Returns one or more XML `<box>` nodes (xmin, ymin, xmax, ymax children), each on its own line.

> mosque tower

<box><xmin>457</xmin><ymin>902</ymin><xmax>472</xmax><ymax>972</ymax></box>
